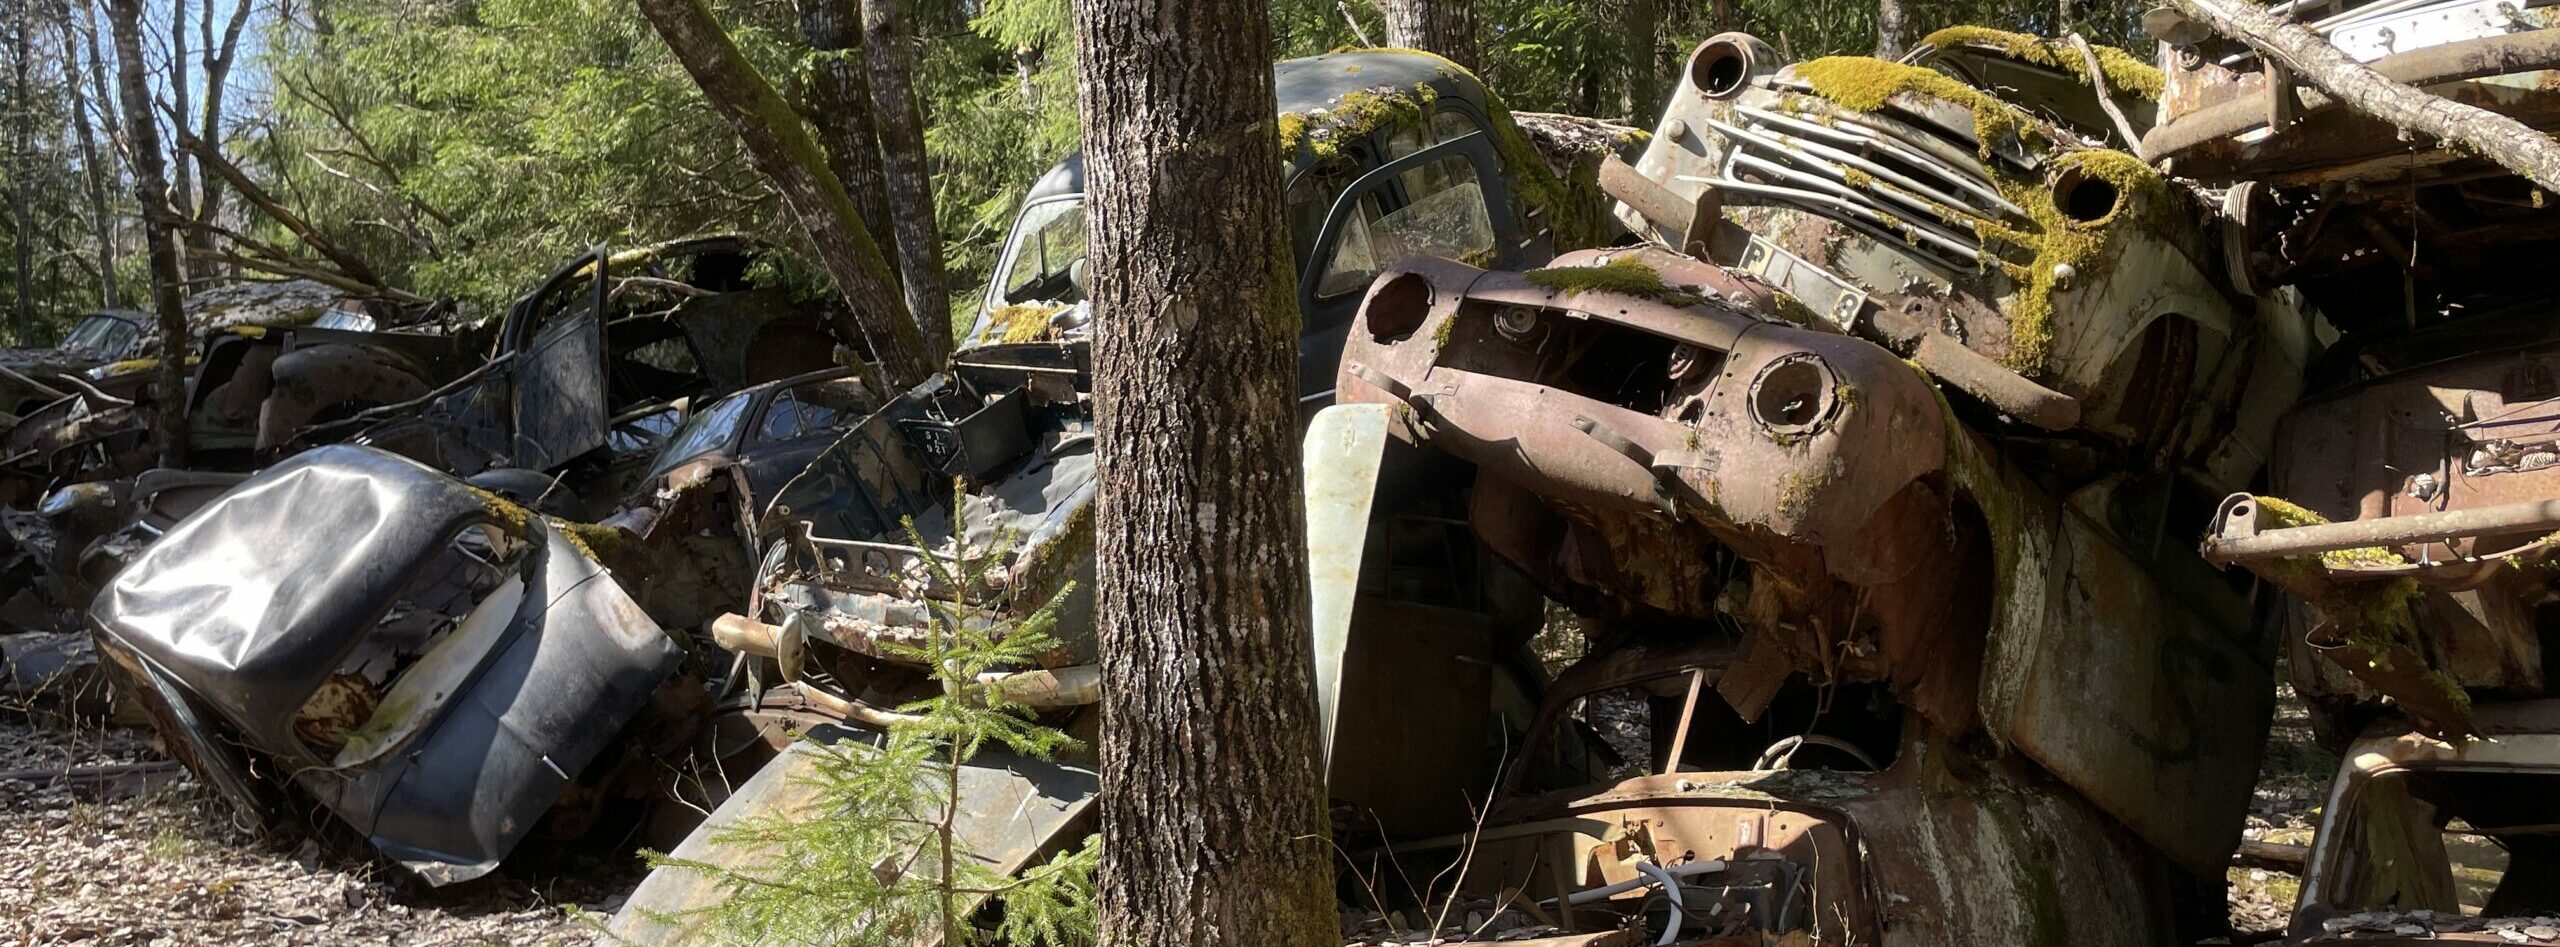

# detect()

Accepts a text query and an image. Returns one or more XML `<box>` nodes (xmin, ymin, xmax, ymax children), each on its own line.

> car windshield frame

<box><xmin>644</xmin><ymin>389</ymin><xmax>755</xmax><ymax>480</ymax></box>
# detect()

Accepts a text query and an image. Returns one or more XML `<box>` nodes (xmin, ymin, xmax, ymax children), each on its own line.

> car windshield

<box><xmin>645</xmin><ymin>390</ymin><xmax>754</xmax><ymax>479</ymax></box>
<box><xmin>60</xmin><ymin>315</ymin><xmax>133</xmax><ymax>354</ymax></box>
<box><xmin>995</xmin><ymin>198</ymin><xmax>1087</xmax><ymax>306</ymax></box>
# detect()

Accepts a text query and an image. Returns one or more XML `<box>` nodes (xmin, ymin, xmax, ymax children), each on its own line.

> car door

<box><xmin>509</xmin><ymin>247</ymin><xmax>612</xmax><ymax>472</ymax></box>
<box><xmin>1293</xmin><ymin>121</ymin><xmax>1517</xmax><ymax>403</ymax></box>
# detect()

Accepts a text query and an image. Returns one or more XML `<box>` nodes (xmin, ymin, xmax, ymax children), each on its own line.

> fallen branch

<box><xmin>2066</xmin><ymin>31</ymin><xmax>2147</xmax><ymax>157</ymax></box>
<box><xmin>176</xmin><ymin>130</ymin><xmax>391</xmax><ymax>289</ymax></box>
<box><xmin>2160</xmin><ymin>0</ymin><xmax>2560</xmax><ymax>188</ymax></box>
<box><xmin>194</xmin><ymin>250</ymin><xmax>423</xmax><ymax>304</ymax></box>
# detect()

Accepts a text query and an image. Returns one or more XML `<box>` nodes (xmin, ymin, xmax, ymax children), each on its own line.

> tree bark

<box><xmin>186</xmin><ymin>0</ymin><xmax>253</xmax><ymax>266</ymax></box>
<box><xmin>11</xmin><ymin>1</ymin><xmax>36</xmax><ymax>339</ymax></box>
<box><xmin>1624</xmin><ymin>0</ymin><xmax>1661</xmax><ymax>120</ymax></box>
<box><xmin>107</xmin><ymin>0</ymin><xmax>190</xmax><ymax>467</ymax></box>
<box><xmin>167</xmin><ymin>0</ymin><xmax>191</xmax><ymax>281</ymax></box>
<box><xmin>860</xmin><ymin>0</ymin><xmax>949</xmax><ymax>363</ymax></box>
<box><xmin>1069</xmin><ymin>0</ymin><xmax>1335</xmax><ymax>944</ymax></box>
<box><xmin>1380</xmin><ymin>0</ymin><xmax>1479</xmax><ymax>71</ymax></box>
<box><xmin>638</xmin><ymin>0</ymin><xmax>932</xmax><ymax>389</ymax></box>
<box><xmin>57</xmin><ymin>3</ymin><xmax>118</xmax><ymax>309</ymax></box>
<box><xmin>1876</xmin><ymin>0</ymin><xmax>1914</xmax><ymax>60</ymax></box>
<box><xmin>2162</xmin><ymin>0</ymin><xmax>2560</xmax><ymax>190</ymax></box>
<box><xmin>795</xmin><ymin>0</ymin><xmax>895</xmax><ymax>259</ymax></box>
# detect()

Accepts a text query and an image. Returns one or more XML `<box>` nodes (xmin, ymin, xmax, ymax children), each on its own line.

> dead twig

<box><xmin>2065</xmin><ymin>31</ymin><xmax>2147</xmax><ymax>157</ymax></box>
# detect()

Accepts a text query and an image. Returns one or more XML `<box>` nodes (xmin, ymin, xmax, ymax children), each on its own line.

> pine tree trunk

<box><xmin>107</xmin><ymin>0</ymin><xmax>191</xmax><ymax>467</ymax></box>
<box><xmin>861</xmin><ymin>0</ymin><xmax>950</xmax><ymax>362</ymax></box>
<box><xmin>1069</xmin><ymin>0</ymin><xmax>1335</xmax><ymax>942</ymax></box>
<box><xmin>796</xmin><ymin>0</ymin><xmax>896</xmax><ymax>259</ymax></box>
<box><xmin>637</xmin><ymin>0</ymin><xmax>933</xmax><ymax>389</ymax></box>
<box><xmin>2160</xmin><ymin>0</ymin><xmax>2560</xmax><ymax>190</ymax></box>
<box><xmin>57</xmin><ymin>6</ymin><xmax>118</xmax><ymax>309</ymax></box>
<box><xmin>1876</xmin><ymin>0</ymin><xmax>1913</xmax><ymax>60</ymax></box>
<box><xmin>1380</xmin><ymin>0</ymin><xmax>1479</xmax><ymax>71</ymax></box>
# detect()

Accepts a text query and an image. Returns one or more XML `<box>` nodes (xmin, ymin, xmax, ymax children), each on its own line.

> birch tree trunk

<box><xmin>795</xmin><ymin>0</ymin><xmax>895</xmax><ymax>257</ymax></box>
<box><xmin>186</xmin><ymin>0</ymin><xmax>252</xmax><ymax>267</ymax></box>
<box><xmin>1070</xmin><ymin>0</ymin><xmax>1336</xmax><ymax>942</ymax></box>
<box><xmin>861</xmin><ymin>0</ymin><xmax>950</xmax><ymax>362</ymax></box>
<box><xmin>1381</xmin><ymin>0</ymin><xmax>1479</xmax><ymax>71</ymax></box>
<box><xmin>2161</xmin><ymin>0</ymin><xmax>2560</xmax><ymax>189</ymax></box>
<box><xmin>10</xmin><ymin>2</ymin><xmax>35</xmax><ymax>338</ymax></box>
<box><xmin>167</xmin><ymin>0</ymin><xmax>190</xmax><ymax>281</ymax></box>
<box><xmin>57</xmin><ymin>4</ymin><xmax>117</xmax><ymax>308</ymax></box>
<box><xmin>637</xmin><ymin>0</ymin><xmax>932</xmax><ymax>389</ymax></box>
<box><xmin>1876</xmin><ymin>0</ymin><xmax>1914</xmax><ymax>60</ymax></box>
<box><xmin>107</xmin><ymin>0</ymin><xmax>190</xmax><ymax>467</ymax></box>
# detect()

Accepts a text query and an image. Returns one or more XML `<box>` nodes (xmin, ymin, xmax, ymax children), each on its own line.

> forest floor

<box><xmin>0</xmin><ymin>717</ymin><xmax>637</xmax><ymax>947</ymax></box>
<box><xmin>2227</xmin><ymin>673</ymin><xmax>2339</xmax><ymax>940</ymax></box>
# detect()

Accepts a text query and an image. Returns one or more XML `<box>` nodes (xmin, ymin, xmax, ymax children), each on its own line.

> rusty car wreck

<box><xmin>25</xmin><ymin>6</ymin><xmax>2560</xmax><ymax>944</ymax></box>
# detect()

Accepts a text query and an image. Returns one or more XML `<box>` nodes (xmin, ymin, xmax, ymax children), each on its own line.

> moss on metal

<box><xmin>985</xmin><ymin>303</ymin><xmax>1067</xmax><ymax>344</ymax></box>
<box><xmin>1919</xmin><ymin>26</ymin><xmax>2165</xmax><ymax>99</ymax></box>
<box><xmin>1795</xmin><ymin>57</ymin><xmax>2028</xmax><ymax>156</ymax></box>
<box><xmin>1522</xmin><ymin>255</ymin><xmax>1702</xmax><ymax>306</ymax></box>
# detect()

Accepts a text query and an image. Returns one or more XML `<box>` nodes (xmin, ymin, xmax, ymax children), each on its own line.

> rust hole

<box><xmin>1749</xmin><ymin>356</ymin><xmax>1833</xmax><ymax>432</ymax></box>
<box><xmin>1367</xmin><ymin>272</ymin><xmax>1433</xmax><ymax>344</ymax></box>
<box><xmin>1692</xmin><ymin>40</ymin><xmax>1753</xmax><ymax>99</ymax></box>
<box><xmin>2055</xmin><ymin>167</ymin><xmax>2121</xmax><ymax>224</ymax></box>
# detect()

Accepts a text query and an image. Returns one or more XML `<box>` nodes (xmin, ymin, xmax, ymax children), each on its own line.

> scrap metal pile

<box><xmin>7</xmin><ymin>8</ymin><xmax>2560</xmax><ymax>945</ymax></box>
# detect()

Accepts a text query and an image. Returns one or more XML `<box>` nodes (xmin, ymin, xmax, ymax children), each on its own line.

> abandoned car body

<box><xmin>1616</xmin><ymin>31</ymin><xmax>2311</xmax><ymax>497</ymax></box>
<box><xmin>613</xmin><ymin>47</ymin><xmax>1602</xmax><ymax>938</ymax></box>
<box><xmin>88</xmin><ymin>445</ymin><xmax>684</xmax><ymax>884</ymax></box>
<box><xmin>352</xmin><ymin>235</ymin><xmax>843</xmax><ymax>500</ymax></box>
<box><xmin>2282</xmin><ymin>702</ymin><xmax>2560</xmax><ymax>943</ymax></box>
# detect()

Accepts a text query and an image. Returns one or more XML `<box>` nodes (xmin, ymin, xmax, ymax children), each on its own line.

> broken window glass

<box><xmin>1316</xmin><ymin>155</ymin><xmax>1495</xmax><ymax>298</ymax></box>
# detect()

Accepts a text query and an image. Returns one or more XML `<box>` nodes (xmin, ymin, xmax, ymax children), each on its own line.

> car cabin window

<box><xmin>607</xmin><ymin>405</ymin><xmax>684</xmax><ymax>454</ymax></box>
<box><xmin>1286</xmin><ymin>156</ymin><xmax>1366</xmax><ymax>276</ymax></box>
<box><xmin>750</xmin><ymin>378</ymin><xmax>876</xmax><ymax>446</ymax></box>
<box><xmin>997</xmin><ymin>199</ymin><xmax>1088</xmax><ymax>305</ymax></box>
<box><xmin>1314</xmin><ymin>153</ymin><xmax>1495</xmax><ymax>298</ymax></box>
<box><xmin>646</xmin><ymin>390</ymin><xmax>754</xmax><ymax>478</ymax></box>
<box><xmin>757</xmin><ymin>391</ymin><xmax>810</xmax><ymax>442</ymax></box>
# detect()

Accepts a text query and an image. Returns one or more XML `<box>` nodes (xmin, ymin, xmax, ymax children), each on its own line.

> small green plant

<box><xmin>640</xmin><ymin>488</ymin><xmax>1098</xmax><ymax>946</ymax></box>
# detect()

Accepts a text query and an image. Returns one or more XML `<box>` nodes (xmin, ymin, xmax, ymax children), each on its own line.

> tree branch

<box><xmin>2161</xmin><ymin>0</ymin><xmax>2560</xmax><ymax>189</ymax></box>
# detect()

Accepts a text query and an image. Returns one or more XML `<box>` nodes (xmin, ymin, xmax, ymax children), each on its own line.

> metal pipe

<box><xmin>2205</xmin><ymin>497</ymin><xmax>2560</xmax><ymax>564</ymax></box>
<box><xmin>975</xmin><ymin>664</ymin><xmax>1103</xmax><ymax>708</ymax></box>
<box><xmin>1635</xmin><ymin>861</ymin><xmax>1686</xmax><ymax>946</ymax></box>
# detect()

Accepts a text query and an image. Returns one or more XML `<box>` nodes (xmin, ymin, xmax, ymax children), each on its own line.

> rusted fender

<box><xmin>1335</xmin><ymin>254</ymin><xmax>1945</xmax><ymax>550</ymax></box>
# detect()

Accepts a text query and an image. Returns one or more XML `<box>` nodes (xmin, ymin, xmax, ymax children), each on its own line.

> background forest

<box><xmin>0</xmin><ymin>0</ymin><xmax>2144</xmax><ymax>345</ymax></box>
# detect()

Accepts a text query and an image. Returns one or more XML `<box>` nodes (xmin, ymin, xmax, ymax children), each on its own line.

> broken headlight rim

<box><xmin>1746</xmin><ymin>352</ymin><xmax>1838</xmax><ymax>436</ymax></box>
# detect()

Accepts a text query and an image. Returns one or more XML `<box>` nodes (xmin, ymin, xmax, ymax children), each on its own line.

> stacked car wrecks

<box><xmin>12</xmin><ymin>6</ymin><xmax>2560</xmax><ymax>944</ymax></box>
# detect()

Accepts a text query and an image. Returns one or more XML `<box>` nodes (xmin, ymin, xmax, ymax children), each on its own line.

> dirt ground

<box><xmin>2226</xmin><ymin>676</ymin><xmax>2339</xmax><ymax>940</ymax></box>
<box><xmin>0</xmin><ymin>718</ymin><xmax>640</xmax><ymax>947</ymax></box>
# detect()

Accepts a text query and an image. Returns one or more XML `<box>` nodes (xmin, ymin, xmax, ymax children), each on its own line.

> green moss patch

<box><xmin>1523</xmin><ymin>256</ymin><xmax>1703</xmax><ymax>306</ymax></box>
<box><xmin>985</xmin><ymin>303</ymin><xmax>1066</xmax><ymax>344</ymax></box>
<box><xmin>1920</xmin><ymin>26</ymin><xmax>2165</xmax><ymax>99</ymax></box>
<box><xmin>1795</xmin><ymin>57</ymin><xmax>2028</xmax><ymax>156</ymax></box>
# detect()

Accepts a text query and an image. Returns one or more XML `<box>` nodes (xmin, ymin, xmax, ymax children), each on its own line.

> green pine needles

<box><xmin>636</xmin><ymin>490</ymin><xmax>1098</xmax><ymax>946</ymax></box>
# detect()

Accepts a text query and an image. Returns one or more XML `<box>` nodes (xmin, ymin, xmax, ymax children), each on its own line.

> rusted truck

<box><xmin>1307</xmin><ymin>30</ymin><xmax>2324</xmax><ymax>943</ymax></box>
<box><xmin>2146</xmin><ymin>2</ymin><xmax>2560</xmax><ymax>939</ymax></box>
